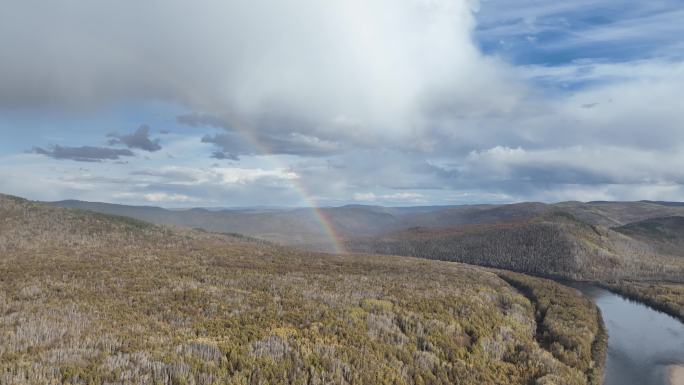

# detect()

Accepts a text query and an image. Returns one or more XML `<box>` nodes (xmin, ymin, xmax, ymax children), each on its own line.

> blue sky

<box><xmin>1</xmin><ymin>0</ymin><xmax>683</xmax><ymax>207</ymax></box>
<box><xmin>476</xmin><ymin>1</ymin><xmax>684</xmax><ymax>64</ymax></box>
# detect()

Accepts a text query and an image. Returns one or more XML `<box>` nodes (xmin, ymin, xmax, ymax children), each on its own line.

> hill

<box><xmin>557</xmin><ymin>201</ymin><xmax>684</xmax><ymax>227</ymax></box>
<box><xmin>0</xmin><ymin>193</ymin><xmax>604</xmax><ymax>385</ymax></box>
<box><xmin>614</xmin><ymin>216</ymin><xmax>684</xmax><ymax>257</ymax></box>
<box><xmin>346</xmin><ymin>213</ymin><xmax>684</xmax><ymax>282</ymax></box>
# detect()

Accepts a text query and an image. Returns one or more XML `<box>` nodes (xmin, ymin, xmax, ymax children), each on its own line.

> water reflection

<box><xmin>570</xmin><ymin>284</ymin><xmax>684</xmax><ymax>385</ymax></box>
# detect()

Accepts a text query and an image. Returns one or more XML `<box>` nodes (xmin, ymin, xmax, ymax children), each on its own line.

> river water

<box><xmin>570</xmin><ymin>284</ymin><xmax>684</xmax><ymax>385</ymax></box>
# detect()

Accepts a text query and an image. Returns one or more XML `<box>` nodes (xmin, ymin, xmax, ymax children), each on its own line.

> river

<box><xmin>570</xmin><ymin>284</ymin><xmax>684</xmax><ymax>385</ymax></box>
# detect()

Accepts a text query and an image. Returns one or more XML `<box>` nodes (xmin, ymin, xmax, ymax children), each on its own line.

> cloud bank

<box><xmin>0</xmin><ymin>0</ymin><xmax>516</xmax><ymax>144</ymax></box>
<box><xmin>1</xmin><ymin>0</ymin><xmax>683</xmax><ymax>205</ymax></box>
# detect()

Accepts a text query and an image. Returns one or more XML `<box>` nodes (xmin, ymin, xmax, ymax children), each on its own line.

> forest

<box><xmin>0</xmin><ymin>194</ymin><xmax>605</xmax><ymax>385</ymax></box>
<box><xmin>601</xmin><ymin>281</ymin><xmax>684</xmax><ymax>322</ymax></box>
<box><xmin>496</xmin><ymin>272</ymin><xmax>607</xmax><ymax>385</ymax></box>
<box><xmin>347</xmin><ymin>212</ymin><xmax>684</xmax><ymax>283</ymax></box>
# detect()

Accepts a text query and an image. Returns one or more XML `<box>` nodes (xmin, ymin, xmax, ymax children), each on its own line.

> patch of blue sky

<box><xmin>526</xmin><ymin>74</ymin><xmax>626</xmax><ymax>95</ymax></box>
<box><xmin>0</xmin><ymin>101</ymin><xmax>192</xmax><ymax>156</ymax></box>
<box><xmin>474</xmin><ymin>0</ymin><xmax>684</xmax><ymax>66</ymax></box>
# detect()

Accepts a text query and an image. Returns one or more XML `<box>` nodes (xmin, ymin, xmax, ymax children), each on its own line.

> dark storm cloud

<box><xmin>108</xmin><ymin>125</ymin><xmax>162</xmax><ymax>152</ymax></box>
<box><xmin>31</xmin><ymin>145</ymin><xmax>134</xmax><ymax>162</ymax></box>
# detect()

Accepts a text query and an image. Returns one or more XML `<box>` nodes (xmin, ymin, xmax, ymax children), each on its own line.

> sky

<box><xmin>1</xmin><ymin>0</ymin><xmax>683</xmax><ymax>207</ymax></box>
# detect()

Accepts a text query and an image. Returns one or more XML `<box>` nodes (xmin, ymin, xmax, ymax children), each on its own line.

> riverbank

<box><xmin>496</xmin><ymin>271</ymin><xmax>607</xmax><ymax>385</ymax></box>
<box><xmin>670</xmin><ymin>365</ymin><xmax>684</xmax><ymax>385</ymax></box>
<box><xmin>601</xmin><ymin>281</ymin><xmax>684</xmax><ymax>323</ymax></box>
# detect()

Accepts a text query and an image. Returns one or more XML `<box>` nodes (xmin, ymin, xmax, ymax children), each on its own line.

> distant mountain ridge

<box><xmin>50</xmin><ymin>198</ymin><xmax>684</xmax><ymax>246</ymax></box>
<box><xmin>47</xmin><ymin>196</ymin><xmax>684</xmax><ymax>282</ymax></box>
<box><xmin>52</xmin><ymin>199</ymin><xmax>415</xmax><ymax>247</ymax></box>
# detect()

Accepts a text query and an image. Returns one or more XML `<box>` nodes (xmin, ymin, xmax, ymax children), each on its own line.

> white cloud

<box><xmin>138</xmin><ymin>166</ymin><xmax>299</xmax><ymax>186</ymax></box>
<box><xmin>0</xmin><ymin>0</ymin><xmax>528</xmax><ymax>149</ymax></box>
<box><xmin>353</xmin><ymin>192</ymin><xmax>425</xmax><ymax>203</ymax></box>
<box><xmin>1</xmin><ymin>0</ymin><xmax>684</xmax><ymax>205</ymax></box>
<box><xmin>114</xmin><ymin>192</ymin><xmax>196</xmax><ymax>203</ymax></box>
<box><xmin>465</xmin><ymin>145</ymin><xmax>684</xmax><ymax>184</ymax></box>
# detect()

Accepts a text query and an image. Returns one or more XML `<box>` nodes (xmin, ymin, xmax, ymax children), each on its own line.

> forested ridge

<box><xmin>347</xmin><ymin>212</ymin><xmax>684</xmax><ymax>283</ymax></box>
<box><xmin>613</xmin><ymin>216</ymin><xmax>684</xmax><ymax>257</ymax></box>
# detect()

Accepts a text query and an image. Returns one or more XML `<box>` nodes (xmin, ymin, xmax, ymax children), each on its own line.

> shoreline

<box><xmin>599</xmin><ymin>282</ymin><xmax>684</xmax><ymax>324</ymax></box>
<box><xmin>670</xmin><ymin>365</ymin><xmax>684</xmax><ymax>385</ymax></box>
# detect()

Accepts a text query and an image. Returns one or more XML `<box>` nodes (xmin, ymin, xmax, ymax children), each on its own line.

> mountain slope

<box><xmin>347</xmin><ymin>212</ymin><xmax>684</xmax><ymax>282</ymax></box>
<box><xmin>614</xmin><ymin>216</ymin><xmax>684</xmax><ymax>257</ymax></box>
<box><xmin>0</xmin><ymin>193</ymin><xmax>602</xmax><ymax>385</ymax></box>
<box><xmin>557</xmin><ymin>201</ymin><xmax>684</xmax><ymax>227</ymax></box>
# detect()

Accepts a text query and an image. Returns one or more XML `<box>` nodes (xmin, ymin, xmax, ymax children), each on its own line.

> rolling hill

<box><xmin>614</xmin><ymin>216</ymin><xmax>684</xmax><ymax>256</ymax></box>
<box><xmin>0</xmin><ymin>193</ymin><xmax>605</xmax><ymax>385</ymax></box>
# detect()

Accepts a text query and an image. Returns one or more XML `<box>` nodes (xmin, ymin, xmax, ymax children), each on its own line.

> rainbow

<box><xmin>290</xmin><ymin>181</ymin><xmax>347</xmax><ymax>254</ymax></box>
<box><xmin>215</xmin><ymin>115</ymin><xmax>346</xmax><ymax>254</ymax></box>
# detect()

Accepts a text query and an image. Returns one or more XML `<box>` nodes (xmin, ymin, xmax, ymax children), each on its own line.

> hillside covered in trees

<box><xmin>50</xmin><ymin>199</ymin><xmax>684</xmax><ymax>285</ymax></box>
<box><xmin>614</xmin><ymin>216</ymin><xmax>684</xmax><ymax>257</ymax></box>
<box><xmin>346</xmin><ymin>212</ymin><xmax>684</xmax><ymax>283</ymax></box>
<box><xmin>0</xmin><ymin>193</ymin><xmax>606</xmax><ymax>385</ymax></box>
